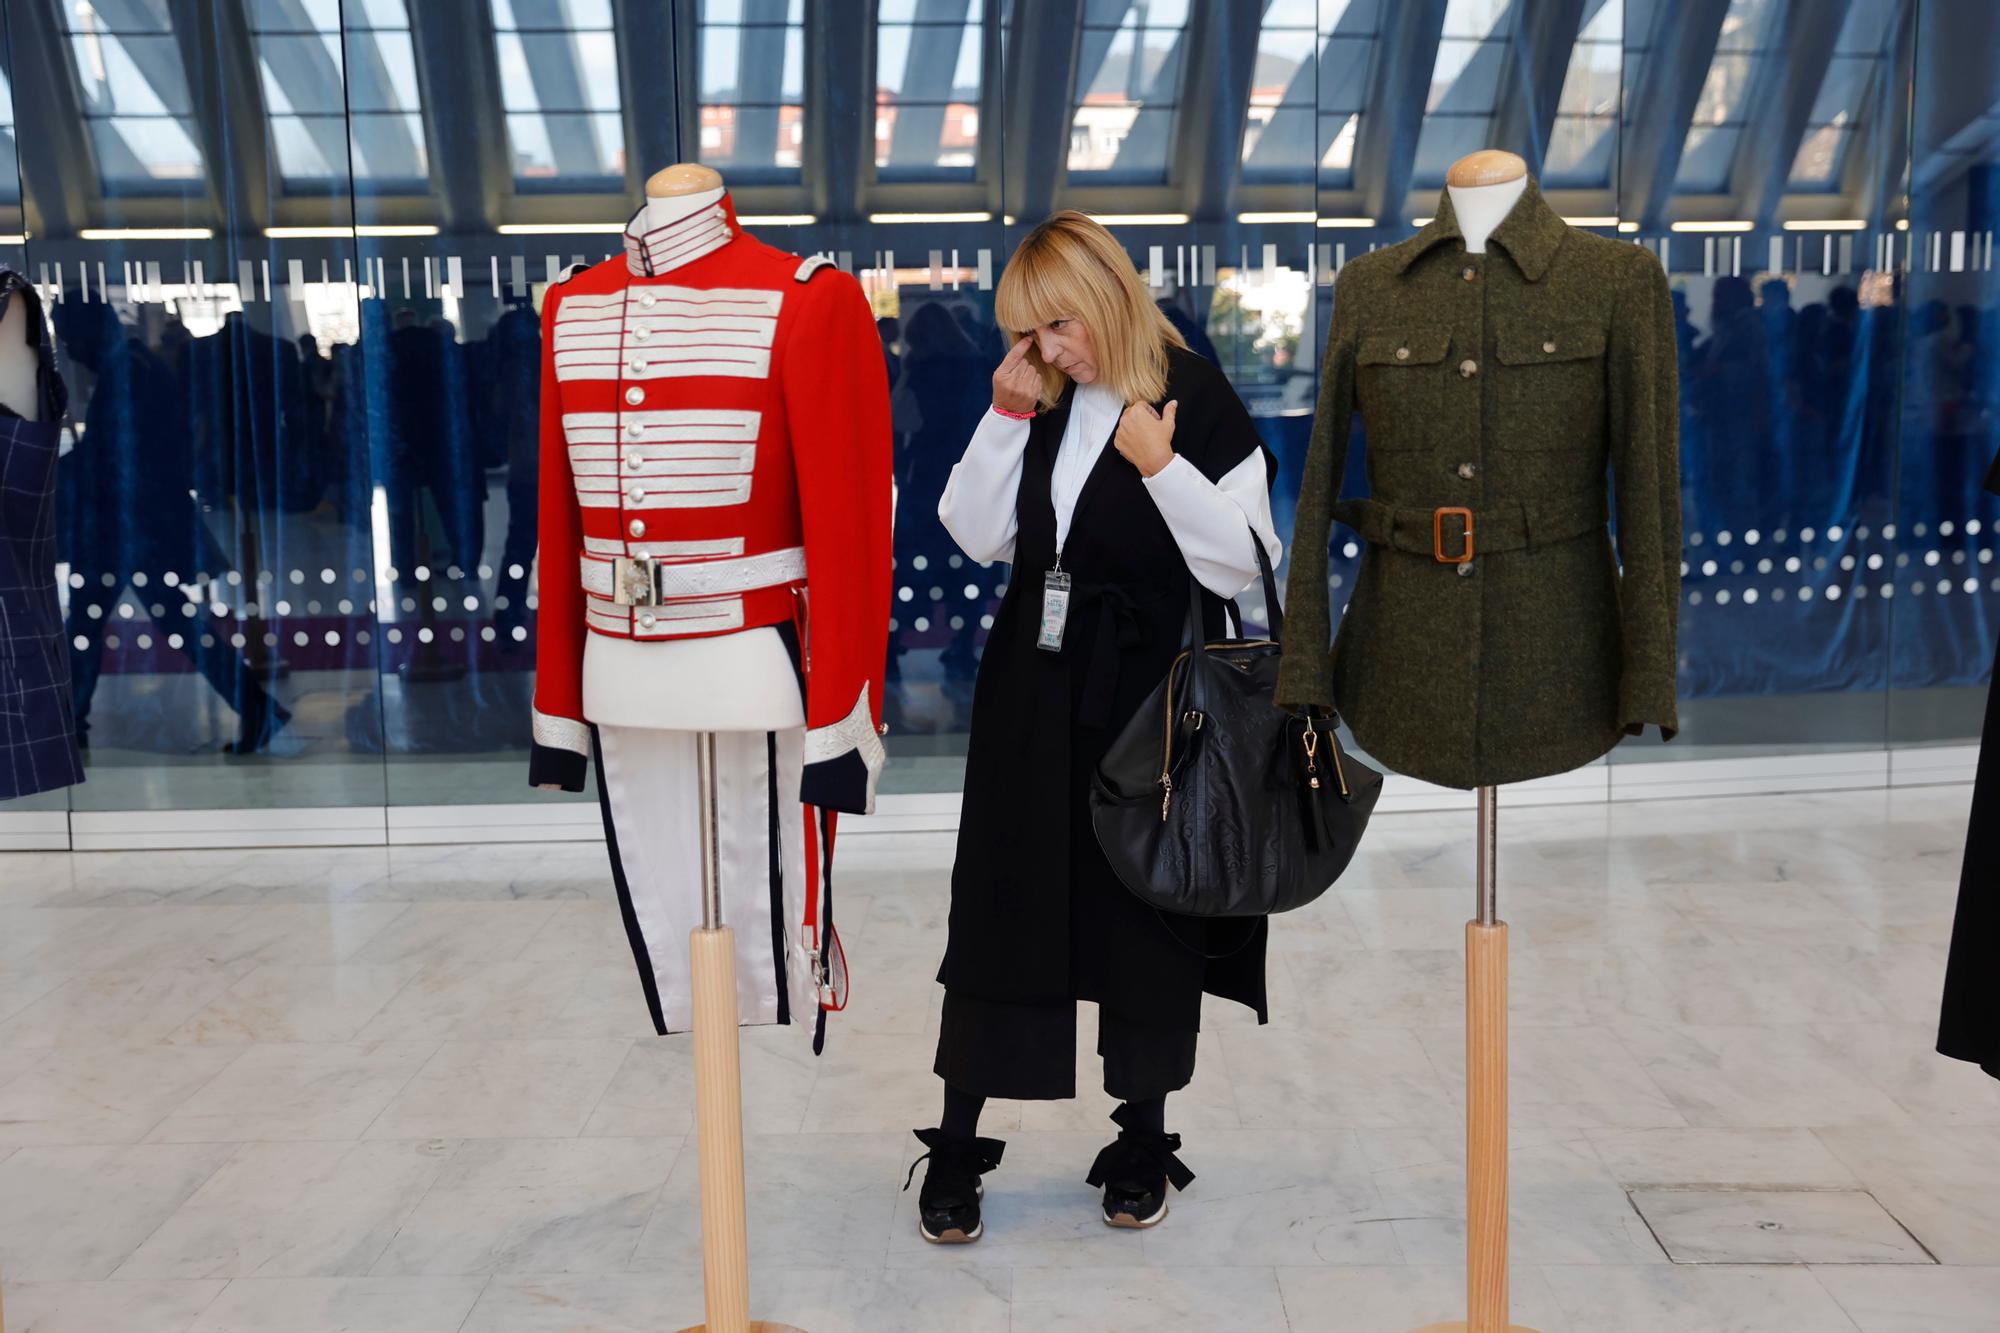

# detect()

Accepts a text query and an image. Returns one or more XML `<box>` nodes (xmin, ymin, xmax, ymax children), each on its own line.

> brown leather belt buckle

<box><xmin>1433</xmin><ymin>506</ymin><xmax>1475</xmax><ymax>564</ymax></box>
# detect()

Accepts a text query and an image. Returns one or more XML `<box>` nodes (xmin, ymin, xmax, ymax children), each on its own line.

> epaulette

<box><xmin>794</xmin><ymin>255</ymin><xmax>834</xmax><ymax>282</ymax></box>
<box><xmin>556</xmin><ymin>261</ymin><xmax>591</xmax><ymax>284</ymax></box>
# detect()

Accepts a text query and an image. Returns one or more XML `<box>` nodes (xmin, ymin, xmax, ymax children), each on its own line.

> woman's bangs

<box><xmin>995</xmin><ymin>242</ymin><xmax>1076</xmax><ymax>336</ymax></box>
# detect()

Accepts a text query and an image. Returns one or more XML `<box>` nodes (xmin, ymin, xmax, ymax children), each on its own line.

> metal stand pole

<box><xmin>1414</xmin><ymin>786</ymin><xmax>1542</xmax><ymax>1333</ymax></box>
<box><xmin>675</xmin><ymin>733</ymin><xmax>804</xmax><ymax>1333</ymax></box>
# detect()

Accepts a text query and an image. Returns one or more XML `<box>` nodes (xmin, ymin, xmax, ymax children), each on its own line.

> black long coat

<box><xmin>1938</xmin><ymin>450</ymin><xmax>2000</xmax><ymax>1081</ymax></box>
<box><xmin>938</xmin><ymin>344</ymin><xmax>1270</xmax><ymax>1033</ymax></box>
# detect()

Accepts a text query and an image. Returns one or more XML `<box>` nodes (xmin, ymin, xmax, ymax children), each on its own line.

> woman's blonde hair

<box><xmin>993</xmin><ymin>210</ymin><xmax>1187</xmax><ymax>408</ymax></box>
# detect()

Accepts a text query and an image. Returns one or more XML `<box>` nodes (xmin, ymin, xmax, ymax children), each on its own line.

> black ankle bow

<box><xmin>903</xmin><ymin>1126</ymin><xmax>1007</xmax><ymax>1192</ymax></box>
<box><xmin>1085</xmin><ymin>1105</ymin><xmax>1195</xmax><ymax>1193</ymax></box>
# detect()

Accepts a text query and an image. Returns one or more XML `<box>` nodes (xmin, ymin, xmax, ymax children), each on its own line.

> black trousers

<box><xmin>1939</xmin><ymin>625</ymin><xmax>2000</xmax><ymax>1081</ymax></box>
<box><xmin>934</xmin><ymin>989</ymin><xmax>1197</xmax><ymax>1102</ymax></box>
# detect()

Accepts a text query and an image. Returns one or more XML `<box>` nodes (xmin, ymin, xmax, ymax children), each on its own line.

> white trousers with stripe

<box><xmin>596</xmin><ymin>723</ymin><xmax>824</xmax><ymax>1038</ymax></box>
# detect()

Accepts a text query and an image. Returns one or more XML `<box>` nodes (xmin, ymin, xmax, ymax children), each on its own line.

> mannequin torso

<box><xmin>0</xmin><ymin>291</ymin><xmax>40</xmax><ymax>421</ymax></box>
<box><xmin>572</xmin><ymin>171</ymin><xmax>805</xmax><ymax>740</ymax></box>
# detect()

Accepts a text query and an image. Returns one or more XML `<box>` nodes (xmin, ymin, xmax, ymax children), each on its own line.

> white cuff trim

<box><xmin>804</xmin><ymin>684</ymin><xmax>887</xmax><ymax>808</ymax></box>
<box><xmin>532</xmin><ymin>708</ymin><xmax>590</xmax><ymax>758</ymax></box>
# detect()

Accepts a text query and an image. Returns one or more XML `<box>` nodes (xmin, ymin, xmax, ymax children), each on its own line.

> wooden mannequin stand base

<box><xmin>673</xmin><ymin>732</ymin><xmax>808</xmax><ymax>1333</ymax></box>
<box><xmin>667</xmin><ymin>927</ymin><xmax>809</xmax><ymax>1333</ymax></box>
<box><xmin>1407</xmin><ymin>792</ymin><xmax>1544</xmax><ymax>1333</ymax></box>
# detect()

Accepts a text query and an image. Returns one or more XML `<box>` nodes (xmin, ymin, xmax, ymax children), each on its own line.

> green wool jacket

<box><xmin>1275</xmin><ymin>176</ymin><xmax>1682</xmax><ymax>789</ymax></box>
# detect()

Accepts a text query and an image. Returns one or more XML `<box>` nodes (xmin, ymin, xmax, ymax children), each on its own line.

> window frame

<box><xmin>55</xmin><ymin>0</ymin><xmax>209</xmax><ymax>200</ymax></box>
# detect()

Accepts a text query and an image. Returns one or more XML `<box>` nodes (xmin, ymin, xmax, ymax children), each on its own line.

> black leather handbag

<box><xmin>1089</xmin><ymin>536</ymin><xmax>1383</xmax><ymax>918</ymax></box>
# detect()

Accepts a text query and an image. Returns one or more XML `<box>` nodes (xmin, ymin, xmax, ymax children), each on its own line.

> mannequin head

<box><xmin>1446</xmin><ymin>149</ymin><xmax>1527</xmax><ymax>188</ymax></box>
<box><xmin>995</xmin><ymin>210</ymin><xmax>1186</xmax><ymax>407</ymax></box>
<box><xmin>646</xmin><ymin>162</ymin><xmax>724</xmax><ymax>198</ymax></box>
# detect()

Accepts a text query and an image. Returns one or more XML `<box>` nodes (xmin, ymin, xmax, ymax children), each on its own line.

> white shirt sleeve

<box><xmin>1141</xmin><ymin>451</ymin><xmax>1285</xmax><ymax>597</ymax></box>
<box><xmin>937</xmin><ymin>409</ymin><xmax>1031</xmax><ymax>565</ymax></box>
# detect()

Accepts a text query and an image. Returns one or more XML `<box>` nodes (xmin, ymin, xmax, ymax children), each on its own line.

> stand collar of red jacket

<box><xmin>623</xmin><ymin>192</ymin><xmax>743</xmax><ymax>278</ymax></box>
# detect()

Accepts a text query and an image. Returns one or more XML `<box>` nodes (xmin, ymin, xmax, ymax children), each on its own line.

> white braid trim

<box><xmin>532</xmin><ymin>708</ymin><xmax>590</xmax><ymax>758</ymax></box>
<box><xmin>804</xmin><ymin>685</ymin><xmax>886</xmax><ymax>800</ymax></box>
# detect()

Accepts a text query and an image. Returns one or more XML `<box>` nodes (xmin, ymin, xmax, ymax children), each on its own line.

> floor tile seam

<box><xmin>451</xmin><ymin>1272</ymin><xmax>497</xmax><ymax>1333</ymax></box>
<box><xmin>1190</xmin><ymin>1000</ymin><xmax>1248</xmax><ymax>1138</ymax></box>
<box><xmin>93</xmin><ymin>1140</ymin><xmax>241</xmax><ymax>1283</ymax></box>
<box><xmin>168</xmin><ymin>1273</ymin><xmax>228</xmax><ymax>1333</ymax></box>
<box><xmin>107</xmin><ymin>1141</ymin><xmax>273</xmax><ymax>1284</ymax></box>
<box><xmin>490</xmin><ymin>899</ymin><xmax>566</xmax><ymax>965</ymax></box>
<box><xmin>353</xmin><ymin>1137</ymin><xmax>477</xmax><ymax>1282</ymax></box>
<box><xmin>347</xmin><ymin>957</ymin><xmax>534</xmax><ymax>1046</ymax></box>
<box><xmin>553</xmin><ymin>1035</ymin><xmax>640</xmax><ymax>1142</ymax></box>
<box><xmin>600</xmin><ymin>1170</ymin><xmax>679</xmax><ymax>1275</ymax></box>
<box><xmin>332</xmin><ymin>901</ymin><xmax>433</xmax><ymax>965</ymax></box>
<box><xmin>350</xmin><ymin>1036</ymin><xmax>454</xmax><ymax>1142</ymax></box>
<box><xmin>320</xmin><ymin>900</ymin><xmax>428</xmax><ymax>966</ymax></box>
<box><xmin>165</xmin><ymin>957</ymin><xmax>428</xmax><ymax>1046</ymax></box>
<box><xmin>1535</xmin><ymin>1261</ymin><xmax>1865</xmax><ymax>1330</ymax></box>
<box><xmin>120</xmin><ymin>1041</ymin><xmax>262</xmax><ymax>1148</ymax></box>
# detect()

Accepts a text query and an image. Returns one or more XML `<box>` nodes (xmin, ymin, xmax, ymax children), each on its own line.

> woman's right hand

<box><xmin>992</xmin><ymin>336</ymin><xmax>1041</xmax><ymax>416</ymax></box>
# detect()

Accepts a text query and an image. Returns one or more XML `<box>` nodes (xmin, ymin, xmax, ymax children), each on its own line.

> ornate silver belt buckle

<box><xmin>615</xmin><ymin>556</ymin><xmax>659</xmax><ymax>606</ymax></box>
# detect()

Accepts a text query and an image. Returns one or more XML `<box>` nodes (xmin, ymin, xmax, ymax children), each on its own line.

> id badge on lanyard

<box><xmin>1037</xmin><ymin>555</ymin><xmax>1072</xmax><ymax>653</ymax></box>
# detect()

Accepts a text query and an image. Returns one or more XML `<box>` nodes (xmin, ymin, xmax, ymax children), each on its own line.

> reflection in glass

<box><xmin>1545</xmin><ymin>0</ymin><xmax>1621</xmax><ymax>188</ymax></box>
<box><xmin>1240</xmin><ymin>0</ymin><xmax>1317</xmax><ymax>178</ymax></box>
<box><xmin>0</xmin><ymin>0</ymin><xmax>1981</xmax><ymax>817</ymax></box>
<box><xmin>0</xmin><ymin>65</ymin><xmax>17</xmax><ymax>205</ymax></box>
<box><xmin>1411</xmin><ymin>0</ymin><xmax>1518</xmax><ymax>187</ymax></box>
<box><xmin>1789</xmin><ymin>0</ymin><xmax>1898</xmax><ymax>191</ymax></box>
<box><xmin>697</xmin><ymin>0</ymin><xmax>807</xmax><ymax>178</ymax></box>
<box><xmin>884</xmin><ymin>292</ymin><xmax>1008</xmax><ymax>734</ymax></box>
<box><xmin>875</xmin><ymin>0</ymin><xmax>983</xmax><ymax>178</ymax></box>
<box><xmin>1308</xmin><ymin>0</ymin><xmax>1380</xmax><ymax>187</ymax></box>
<box><xmin>1676</xmin><ymin>0</ymin><xmax>1788</xmax><ymax>193</ymax></box>
<box><xmin>491</xmin><ymin>0</ymin><xmax>627</xmax><ymax>188</ymax></box>
<box><xmin>1890</xmin><ymin>0</ymin><xmax>1996</xmax><ymax>739</ymax></box>
<box><xmin>59</xmin><ymin>0</ymin><xmax>205</xmax><ymax>190</ymax></box>
<box><xmin>1068</xmin><ymin>0</ymin><xmax>1191</xmax><ymax>180</ymax></box>
<box><xmin>253</xmin><ymin>0</ymin><xmax>427</xmax><ymax>187</ymax></box>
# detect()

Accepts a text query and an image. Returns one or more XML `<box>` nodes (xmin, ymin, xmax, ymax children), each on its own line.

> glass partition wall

<box><xmin>2</xmin><ymin>0</ymin><xmax>1995</xmax><ymax>846</ymax></box>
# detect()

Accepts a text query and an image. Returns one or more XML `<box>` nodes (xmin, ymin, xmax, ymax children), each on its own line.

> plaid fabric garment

<box><xmin>0</xmin><ymin>271</ymin><xmax>82</xmax><ymax>800</ymax></box>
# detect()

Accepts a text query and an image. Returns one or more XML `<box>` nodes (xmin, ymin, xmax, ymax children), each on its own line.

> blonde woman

<box><xmin>906</xmin><ymin>212</ymin><xmax>1282</xmax><ymax>1241</ymax></box>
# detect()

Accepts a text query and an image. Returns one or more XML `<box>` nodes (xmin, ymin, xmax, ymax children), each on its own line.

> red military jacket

<box><xmin>529</xmin><ymin>194</ymin><xmax>892</xmax><ymax>813</ymax></box>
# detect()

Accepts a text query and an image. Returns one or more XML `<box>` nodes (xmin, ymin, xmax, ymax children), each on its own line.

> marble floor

<box><xmin>0</xmin><ymin>787</ymin><xmax>1996</xmax><ymax>1332</ymax></box>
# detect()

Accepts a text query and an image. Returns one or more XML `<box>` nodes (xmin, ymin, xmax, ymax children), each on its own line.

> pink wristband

<box><xmin>991</xmin><ymin>404</ymin><xmax>1036</xmax><ymax>421</ymax></box>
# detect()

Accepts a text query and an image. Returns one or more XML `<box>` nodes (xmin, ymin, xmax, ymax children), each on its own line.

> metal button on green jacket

<box><xmin>1276</xmin><ymin>177</ymin><xmax>1683</xmax><ymax>790</ymax></box>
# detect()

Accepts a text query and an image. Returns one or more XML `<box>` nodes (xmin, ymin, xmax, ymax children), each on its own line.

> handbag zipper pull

<box><xmin>1302</xmin><ymin>719</ymin><xmax>1321</xmax><ymax>790</ymax></box>
<box><xmin>1159</xmin><ymin>772</ymin><xmax>1173</xmax><ymax>821</ymax></box>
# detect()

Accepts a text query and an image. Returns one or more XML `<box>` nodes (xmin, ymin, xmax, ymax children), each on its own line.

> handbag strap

<box><xmin>1182</xmin><ymin>527</ymin><xmax>1285</xmax><ymax>653</ymax></box>
<box><xmin>1251</xmin><ymin>527</ymin><xmax>1284</xmax><ymax>641</ymax></box>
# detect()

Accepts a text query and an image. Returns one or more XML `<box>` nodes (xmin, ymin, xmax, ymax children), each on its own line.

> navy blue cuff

<box><xmin>529</xmin><ymin>742</ymin><xmax>589</xmax><ymax>792</ymax></box>
<box><xmin>800</xmin><ymin>750</ymin><xmax>871</xmax><ymax>815</ymax></box>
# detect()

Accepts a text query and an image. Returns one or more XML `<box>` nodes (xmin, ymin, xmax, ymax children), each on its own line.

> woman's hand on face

<box><xmin>992</xmin><ymin>336</ymin><xmax>1041</xmax><ymax>416</ymax></box>
<box><xmin>1114</xmin><ymin>400</ymin><xmax>1178</xmax><ymax>478</ymax></box>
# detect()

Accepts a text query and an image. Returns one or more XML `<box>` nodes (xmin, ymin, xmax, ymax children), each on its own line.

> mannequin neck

<box><xmin>1448</xmin><ymin>175</ymin><xmax>1528</xmax><ymax>254</ymax></box>
<box><xmin>636</xmin><ymin>186</ymin><xmax>723</xmax><ymax>233</ymax></box>
<box><xmin>624</xmin><ymin>187</ymin><xmax>735</xmax><ymax>277</ymax></box>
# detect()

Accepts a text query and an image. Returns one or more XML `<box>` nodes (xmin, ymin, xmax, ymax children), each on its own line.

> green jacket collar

<box><xmin>1397</xmin><ymin>174</ymin><xmax>1568</xmax><ymax>283</ymax></box>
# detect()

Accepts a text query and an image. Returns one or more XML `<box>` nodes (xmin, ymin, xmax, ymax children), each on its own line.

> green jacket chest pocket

<box><xmin>1492</xmin><ymin>321</ymin><xmax>1607</xmax><ymax>450</ymax></box>
<box><xmin>1355</xmin><ymin>327</ymin><xmax>1450</xmax><ymax>452</ymax></box>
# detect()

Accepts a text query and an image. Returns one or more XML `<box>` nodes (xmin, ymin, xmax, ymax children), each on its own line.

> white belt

<box><xmin>580</xmin><ymin>545</ymin><xmax>806</xmax><ymax>605</ymax></box>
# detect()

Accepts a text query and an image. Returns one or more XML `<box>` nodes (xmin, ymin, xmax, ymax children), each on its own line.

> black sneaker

<box><xmin>1085</xmin><ymin>1106</ymin><xmax>1195</xmax><ymax>1230</ymax></box>
<box><xmin>904</xmin><ymin>1127</ymin><xmax>1005</xmax><ymax>1244</ymax></box>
